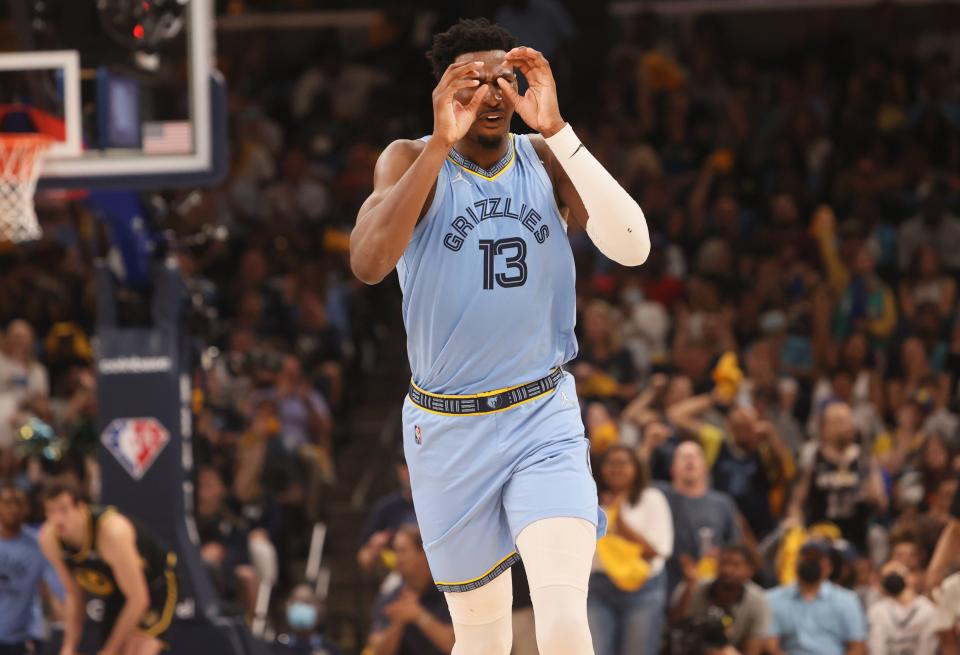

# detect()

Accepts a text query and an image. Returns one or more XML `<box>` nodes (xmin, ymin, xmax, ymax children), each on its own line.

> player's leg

<box><xmin>402</xmin><ymin>403</ymin><xmax>516</xmax><ymax>654</ymax></box>
<box><xmin>516</xmin><ymin>517</ymin><xmax>596</xmax><ymax>655</ymax></box>
<box><xmin>444</xmin><ymin>570</ymin><xmax>514</xmax><ymax>655</ymax></box>
<box><xmin>502</xmin><ymin>373</ymin><xmax>602</xmax><ymax>655</ymax></box>
<box><xmin>121</xmin><ymin>632</ymin><xmax>165</xmax><ymax>655</ymax></box>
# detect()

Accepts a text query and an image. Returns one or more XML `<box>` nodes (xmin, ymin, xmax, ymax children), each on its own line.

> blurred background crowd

<box><xmin>1</xmin><ymin>1</ymin><xmax>960</xmax><ymax>654</ymax></box>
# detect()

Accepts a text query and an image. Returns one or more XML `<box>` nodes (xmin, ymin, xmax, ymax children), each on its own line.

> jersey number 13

<box><xmin>479</xmin><ymin>238</ymin><xmax>528</xmax><ymax>289</ymax></box>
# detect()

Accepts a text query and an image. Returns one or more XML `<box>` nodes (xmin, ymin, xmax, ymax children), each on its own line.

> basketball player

<box><xmin>350</xmin><ymin>18</ymin><xmax>649</xmax><ymax>655</ymax></box>
<box><xmin>37</xmin><ymin>480</ymin><xmax>178</xmax><ymax>655</ymax></box>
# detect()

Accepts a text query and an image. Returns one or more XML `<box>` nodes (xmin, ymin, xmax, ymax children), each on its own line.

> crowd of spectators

<box><xmin>1</xmin><ymin>1</ymin><xmax>959</xmax><ymax>654</ymax></box>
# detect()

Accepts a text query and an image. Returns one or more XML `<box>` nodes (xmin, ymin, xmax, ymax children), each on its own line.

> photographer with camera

<box><xmin>668</xmin><ymin>544</ymin><xmax>770</xmax><ymax>655</ymax></box>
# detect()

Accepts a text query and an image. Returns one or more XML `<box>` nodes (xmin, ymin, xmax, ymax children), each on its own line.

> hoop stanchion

<box><xmin>0</xmin><ymin>134</ymin><xmax>52</xmax><ymax>243</ymax></box>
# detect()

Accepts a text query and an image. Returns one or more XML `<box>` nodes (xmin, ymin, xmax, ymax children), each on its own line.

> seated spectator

<box><xmin>252</xmin><ymin>356</ymin><xmax>334</xmax><ymax>523</ymax></box>
<box><xmin>588</xmin><ymin>446</ymin><xmax>673</xmax><ymax>655</ymax></box>
<box><xmin>573</xmin><ymin>300</ymin><xmax>640</xmax><ymax>407</ymax></box>
<box><xmin>295</xmin><ymin>290</ymin><xmax>346</xmax><ymax>410</ymax></box>
<box><xmin>366</xmin><ymin>525</ymin><xmax>453</xmax><ymax>655</ymax></box>
<box><xmin>272</xmin><ymin>584</ymin><xmax>341</xmax><ymax>655</ymax></box>
<box><xmin>766</xmin><ymin>540</ymin><xmax>866</xmax><ymax>655</ymax></box>
<box><xmin>932</xmin><ymin>570</ymin><xmax>960</xmax><ymax>655</ymax></box>
<box><xmin>657</xmin><ymin>440</ymin><xmax>741</xmax><ymax>593</ymax></box>
<box><xmin>194</xmin><ymin>466</ymin><xmax>259</xmax><ymax>620</ymax></box>
<box><xmin>668</xmin><ymin>393</ymin><xmax>793</xmax><ymax>539</ymax></box>
<box><xmin>897</xmin><ymin>176</ymin><xmax>960</xmax><ymax>274</ymax></box>
<box><xmin>788</xmin><ymin>400</ymin><xmax>887</xmax><ymax>552</ymax></box>
<box><xmin>867</xmin><ymin>559</ymin><xmax>937</xmax><ymax>655</ymax></box>
<box><xmin>358</xmin><ymin>456</ymin><xmax>416</xmax><ymax>575</ymax></box>
<box><xmin>0</xmin><ymin>320</ymin><xmax>49</xmax><ymax>449</ymax></box>
<box><xmin>899</xmin><ymin>245</ymin><xmax>956</xmax><ymax>323</ymax></box>
<box><xmin>670</xmin><ymin>544</ymin><xmax>771</xmax><ymax>655</ymax></box>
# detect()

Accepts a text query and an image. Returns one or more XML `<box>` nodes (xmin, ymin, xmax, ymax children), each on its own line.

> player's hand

<box><xmin>499</xmin><ymin>47</ymin><xmax>565</xmax><ymax>137</ymax></box>
<box><xmin>432</xmin><ymin>60</ymin><xmax>489</xmax><ymax>148</ymax></box>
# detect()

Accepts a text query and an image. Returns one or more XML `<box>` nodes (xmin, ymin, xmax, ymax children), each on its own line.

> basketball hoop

<box><xmin>0</xmin><ymin>133</ymin><xmax>52</xmax><ymax>243</ymax></box>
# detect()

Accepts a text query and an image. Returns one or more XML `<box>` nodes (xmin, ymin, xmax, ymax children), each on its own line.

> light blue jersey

<box><xmin>396</xmin><ymin>134</ymin><xmax>603</xmax><ymax>594</ymax></box>
<box><xmin>396</xmin><ymin>133</ymin><xmax>578</xmax><ymax>395</ymax></box>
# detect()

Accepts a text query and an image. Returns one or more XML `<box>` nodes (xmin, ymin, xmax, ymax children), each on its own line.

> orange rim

<box><xmin>0</xmin><ymin>133</ymin><xmax>54</xmax><ymax>147</ymax></box>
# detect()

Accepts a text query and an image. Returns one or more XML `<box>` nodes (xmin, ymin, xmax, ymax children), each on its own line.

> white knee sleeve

<box><xmin>445</xmin><ymin>569</ymin><xmax>513</xmax><ymax>655</ymax></box>
<box><xmin>517</xmin><ymin>518</ymin><xmax>596</xmax><ymax>655</ymax></box>
<box><xmin>516</xmin><ymin>517</ymin><xmax>595</xmax><ymax>592</ymax></box>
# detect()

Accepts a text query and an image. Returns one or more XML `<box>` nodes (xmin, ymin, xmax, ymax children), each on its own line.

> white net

<box><xmin>0</xmin><ymin>135</ymin><xmax>52</xmax><ymax>243</ymax></box>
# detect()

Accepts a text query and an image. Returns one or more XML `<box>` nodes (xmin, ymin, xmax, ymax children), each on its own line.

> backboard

<box><xmin>0</xmin><ymin>0</ymin><xmax>226</xmax><ymax>189</ymax></box>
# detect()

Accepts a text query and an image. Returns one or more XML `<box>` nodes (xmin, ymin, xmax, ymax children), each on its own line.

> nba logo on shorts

<box><xmin>415</xmin><ymin>425</ymin><xmax>423</xmax><ymax>446</ymax></box>
<box><xmin>101</xmin><ymin>417</ymin><xmax>170</xmax><ymax>480</ymax></box>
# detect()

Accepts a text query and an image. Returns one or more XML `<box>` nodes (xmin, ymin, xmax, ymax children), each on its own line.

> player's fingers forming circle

<box><xmin>435</xmin><ymin>60</ymin><xmax>483</xmax><ymax>96</ymax></box>
<box><xmin>506</xmin><ymin>46</ymin><xmax>549</xmax><ymax>70</ymax></box>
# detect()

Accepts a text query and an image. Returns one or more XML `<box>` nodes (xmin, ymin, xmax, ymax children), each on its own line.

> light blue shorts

<box><xmin>402</xmin><ymin>370</ymin><xmax>606</xmax><ymax>593</ymax></box>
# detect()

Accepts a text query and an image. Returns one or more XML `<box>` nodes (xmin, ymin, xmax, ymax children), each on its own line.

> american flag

<box><xmin>142</xmin><ymin>121</ymin><xmax>193</xmax><ymax>154</ymax></box>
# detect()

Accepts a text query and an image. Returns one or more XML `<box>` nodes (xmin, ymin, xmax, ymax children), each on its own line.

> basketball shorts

<box><xmin>403</xmin><ymin>369</ymin><xmax>606</xmax><ymax>593</ymax></box>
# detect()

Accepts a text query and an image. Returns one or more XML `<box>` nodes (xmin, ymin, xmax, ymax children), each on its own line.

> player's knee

<box><xmin>531</xmin><ymin>587</ymin><xmax>593</xmax><ymax>655</ymax></box>
<box><xmin>451</xmin><ymin>618</ymin><xmax>512</xmax><ymax>655</ymax></box>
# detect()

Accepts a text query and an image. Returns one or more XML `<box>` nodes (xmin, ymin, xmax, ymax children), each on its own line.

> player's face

<box><xmin>451</xmin><ymin>50</ymin><xmax>517</xmax><ymax>145</ymax></box>
<box><xmin>43</xmin><ymin>493</ymin><xmax>85</xmax><ymax>541</ymax></box>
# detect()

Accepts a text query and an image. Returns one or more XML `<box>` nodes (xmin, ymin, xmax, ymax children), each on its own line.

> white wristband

<box><xmin>544</xmin><ymin>124</ymin><xmax>650</xmax><ymax>267</ymax></box>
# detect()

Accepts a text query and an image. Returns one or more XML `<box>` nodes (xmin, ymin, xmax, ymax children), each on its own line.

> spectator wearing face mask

<box><xmin>273</xmin><ymin>585</ymin><xmax>341</xmax><ymax>655</ymax></box>
<box><xmin>867</xmin><ymin>560</ymin><xmax>937</xmax><ymax>655</ymax></box>
<box><xmin>766</xmin><ymin>540</ymin><xmax>866</xmax><ymax>655</ymax></box>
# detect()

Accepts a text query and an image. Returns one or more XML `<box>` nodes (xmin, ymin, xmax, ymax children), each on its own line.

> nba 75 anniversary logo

<box><xmin>101</xmin><ymin>418</ymin><xmax>170</xmax><ymax>480</ymax></box>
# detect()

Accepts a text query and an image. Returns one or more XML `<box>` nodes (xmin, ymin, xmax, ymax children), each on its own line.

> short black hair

<box><xmin>41</xmin><ymin>477</ymin><xmax>85</xmax><ymax>504</ymax></box>
<box><xmin>720</xmin><ymin>543</ymin><xmax>756</xmax><ymax>568</ymax></box>
<box><xmin>426</xmin><ymin>18</ymin><xmax>517</xmax><ymax>80</ymax></box>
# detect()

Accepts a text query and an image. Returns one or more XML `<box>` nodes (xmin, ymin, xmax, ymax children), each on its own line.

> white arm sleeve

<box><xmin>544</xmin><ymin>123</ymin><xmax>651</xmax><ymax>266</ymax></box>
